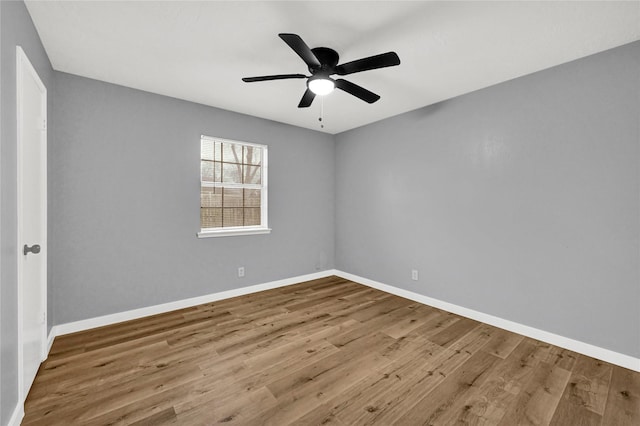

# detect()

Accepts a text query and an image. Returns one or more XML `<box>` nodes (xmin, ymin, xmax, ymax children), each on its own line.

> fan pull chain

<box><xmin>319</xmin><ymin>97</ymin><xmax>324</xmax><ymax>129</ymax></box>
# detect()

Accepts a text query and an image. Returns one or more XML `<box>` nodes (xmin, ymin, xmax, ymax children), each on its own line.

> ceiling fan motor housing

<box><xmin>310</xmin><ymin>47</ymin><xmax>340</xmax><ymax>73</ymax></box>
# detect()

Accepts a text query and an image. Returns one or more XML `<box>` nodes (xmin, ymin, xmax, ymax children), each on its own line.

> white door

<box><xmin>17</xmin><ymin>46</ymin><xmax>48</xmax><ymax>399</ymax></box>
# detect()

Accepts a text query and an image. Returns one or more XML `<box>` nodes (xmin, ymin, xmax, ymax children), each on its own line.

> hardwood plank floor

<box><xmin>23</xmin><ymin>276</ymin><xmax>640</xmax><ymax>425</ymax></box>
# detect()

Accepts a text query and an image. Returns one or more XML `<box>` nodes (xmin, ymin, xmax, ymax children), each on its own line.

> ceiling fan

<box><xmin>242</xmin><ymin>33</ymin><xmax>401</xmax><ymax>108</ymax></box>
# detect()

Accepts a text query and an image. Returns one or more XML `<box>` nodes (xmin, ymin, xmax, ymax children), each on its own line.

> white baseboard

<box><xmin>8</xmin><ymin>402</ymin><xmax>24</xmax><ymax>426</ymax></box>
<box><xmin>334</xmin><ymin>270</ymin><xmax>640</xmax><ymax>372</ymax></box>
<box><xmin>51</xmin><ymin>270</ymin><xmax>336</xmax><ymax>338</ymax></box>
<box><xmin>45</xmin><ymin>268</ymin><xmax>639</xmax><ymax>372</ymax></box>
<box><xmin>46</xmin><ymin>328</ymin><xmax>55</xmax><ymax>355</ymax></box>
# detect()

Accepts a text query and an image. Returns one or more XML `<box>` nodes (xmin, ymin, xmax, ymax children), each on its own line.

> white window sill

<box><xmin>197</xmin><ymin>227</ymin><xmax>271</xmax><ymax>238</ymax></box>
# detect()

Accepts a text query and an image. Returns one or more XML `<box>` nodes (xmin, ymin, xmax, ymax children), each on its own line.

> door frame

<box><xmin>16</xmin><ymin>45</ymin><xmax>48</xmax><ymax>402</ymax></box>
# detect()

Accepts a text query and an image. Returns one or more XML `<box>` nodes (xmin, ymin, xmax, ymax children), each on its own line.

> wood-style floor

<box><xmin>23</xmin><ymin>276</ymin><xmax>639</xmax><ymax>425</ymax></box>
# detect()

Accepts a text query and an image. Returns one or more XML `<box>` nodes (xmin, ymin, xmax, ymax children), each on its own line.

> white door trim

<box><xmin>16</xmin><ymin>45</ymin><xmax>48</xmax><ymax>404</ymax></box>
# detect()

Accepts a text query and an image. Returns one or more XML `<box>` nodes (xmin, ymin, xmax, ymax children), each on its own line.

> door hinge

<box><xmin>42</xmin><ymin>311</ymin><xmax>46</xmax><ymax>324</ymax></box>
<box><xmin>42</xmin><ymin>118</ymin><xmax>47</xmax><ymax>131</ymax></box>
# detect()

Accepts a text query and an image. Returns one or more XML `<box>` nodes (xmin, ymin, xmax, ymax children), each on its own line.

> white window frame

<box><xmin>197</xmin><ymin>135</ymin><xmax>270</xmax><ymax>238</ymax></box>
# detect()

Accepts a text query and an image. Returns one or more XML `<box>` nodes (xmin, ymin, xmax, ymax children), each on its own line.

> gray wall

<box><xmin>335</xmin><ymin>41</ymin><xmax>640</xmax><ymax>358</ymax></box>
<box><xmin>0</xmin><ymin>0</ymin><xmax>3</xmax><ymax>417</ymax></box>
<box><xmin>0</xmin><ymin>1</ymin><xmax>54</xmax><ymax>424</ymax></box>
<box><xmin>0</xmin><ymin>1</ymin><xmax>3</xmax><ymax>417</ymax></box>
<box><xmin>51</xmin><ymin>72</ymin><xmax>335</xmax><ymax>324</ymax></box>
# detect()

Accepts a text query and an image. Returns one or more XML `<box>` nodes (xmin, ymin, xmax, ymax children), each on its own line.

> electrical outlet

<box><xmin>411</xmin><ymin>269</ymin><xmax>419</xmax><ymax>281</ymax></box>
<box><xmin>238</xmin><ymin>266</ymin><xmax>245</xmax><ymax>278</ymax></box>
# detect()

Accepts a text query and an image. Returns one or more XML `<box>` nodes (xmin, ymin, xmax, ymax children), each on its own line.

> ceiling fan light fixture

<box><xmin>308</xmin><ymin>76</ymin><xmax>335</xmax><ymax>96</ymax></box>
<box><xmin>243</xmin><ymin>33</ymin><xmax>400</xmax><ymax>108</ymax></box>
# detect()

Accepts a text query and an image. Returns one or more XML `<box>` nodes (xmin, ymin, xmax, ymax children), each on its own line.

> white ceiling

<box><xmin>25</xmin><ymin>1</ymin><xmax>640</xmax><ymax>134</ymax></box>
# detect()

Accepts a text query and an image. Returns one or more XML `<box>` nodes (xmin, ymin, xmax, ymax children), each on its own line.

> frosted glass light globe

<box><xmin>308</xmin><ymin>78</ymin><xmax>335</xmax><ymax>96</ymax></box>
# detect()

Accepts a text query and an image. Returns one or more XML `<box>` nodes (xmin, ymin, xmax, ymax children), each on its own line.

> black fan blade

<box><xmin>279</xmin><ymin>33</ymin><xmax>321</xmax><ymax>69</ymax></box>
<box><xmin>335</xmin><ymin>79</ymin><xmax>380</xmax><ymax>104</ymax></box>
<box><xmin>242</xmin><ymin>74</ymin><xmax>306</xmax><ymax>82</ymax></box>
<box><xmin>298</xmin><ymin>89</ymin><xmax>316</xmax><ymax>108</ymax></box>
<box><xmin>335</xmin><ymin>52</ymin><xmax>400</xmax><ymax>76</ymax></box>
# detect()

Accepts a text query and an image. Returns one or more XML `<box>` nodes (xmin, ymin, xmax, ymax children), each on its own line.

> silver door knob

<box><xmin>23</xmin><ymin>244</ymin><xmax>41</xmax><ymax>255</ymax></box>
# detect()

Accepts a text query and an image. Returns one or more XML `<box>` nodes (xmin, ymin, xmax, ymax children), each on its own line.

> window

<box><xmin>198</xmin><ymin>136</ymin><xmax>269</xmax><ymax>237</ymax></box>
